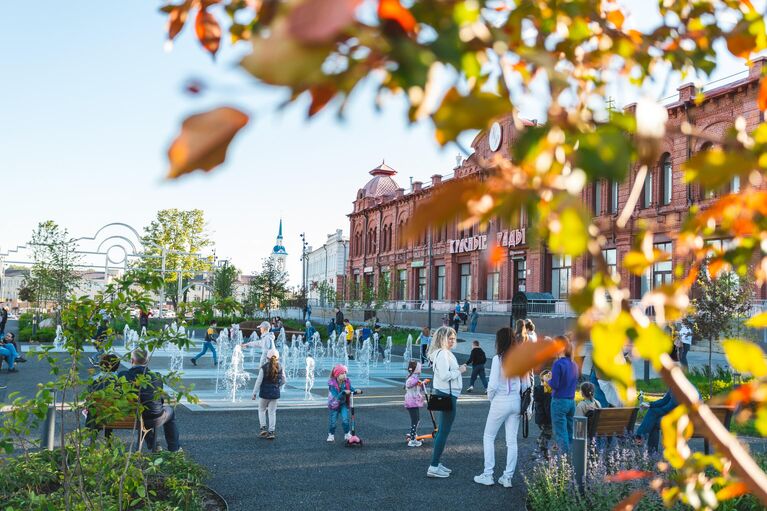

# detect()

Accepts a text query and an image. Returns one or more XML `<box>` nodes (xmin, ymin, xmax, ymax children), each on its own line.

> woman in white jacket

<box><xmin>474</xmin><ymin>326</ymin><xmax>531</xmax><ymax>488</ymax></box>
<box><xmin>426</xmin><ymin>326</ymin><xmax>467</xmax><ymax>479</ymax></box>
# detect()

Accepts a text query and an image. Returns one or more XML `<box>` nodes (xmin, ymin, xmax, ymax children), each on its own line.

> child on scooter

<box><xmin>404</xmin><ymin>360</ymin><xmax>426</xmax><ymax>447</ymax></box>
<box><xmin>327</xmin><ymin>364</ymin><xmax>361</xmax><ymax>442</ymax></box>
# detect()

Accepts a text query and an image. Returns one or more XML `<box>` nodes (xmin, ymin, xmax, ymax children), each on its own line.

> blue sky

<box><xmin>0</xmin><ymin>1</ymin><xmax>759</xmax><ymax>285</ymax></box>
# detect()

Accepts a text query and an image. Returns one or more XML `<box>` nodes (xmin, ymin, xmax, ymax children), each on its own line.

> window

<box><xmin>602</xmin><ymin>248</ymin><xmax>617</xmax><ymax>278</ymax></box>
<box><xmin>640</xmin><ymin>242</ymin><xmax>672</xmax><ymax>295</ymax></box>
<box><xmin>609</xmin><ymin>180</ymin><xmax>619</xmax><ymax>214</ymax></box>
<box><xmin>515</xmin><ymin>259</ymin><xmax>527</xmax><ymax>292</ymax></box>
<box><xmin>661</xmin><ymin>154</ymin><xmax>672</xmax><ymax>205</ymax></box>
<box><xmin>417</xmin><ymin>268</ymin><xmax>426</xmax><ymax>301</ymax></box>
<box><xmin>550</xmin><ymin>254</ymin><xmax>572</xmax><ymax>299</ymax></box>
<box><xmin>397</xmin><ymin>269</ymin><xmax>407</xmax><ymax>301</ymax></box>
<box><xmin>436</xmin><ymin>266</ymin><xmax>446</xmax><ymax>300</ymax></box>
<box><xmin>486</xmin><ymin>264</ymin><xmax>500</xmax><ymax>301</ymax></box>
<box><xmin>459</xmin><ymin>263</ymin><xmax>472</xmax><ymax>300</ymax></box>
<box><xmin>729</xmin><ymin>176</ymin><xmax>741</xmax><ymax>194</ymax></box>
<box><xmin>593</xmin><ymin>181</ymin><xmax>602</xmax><ymax>215</ymax></box>
<box><xmin>381</xmin><ymin>271</ymin><xmax>391</xmax><ymax>299</ymax></box>
<box><xmin>642</xmin><ymin>169</ymin><xmax>653</xmax><ymax>208</ymax></box>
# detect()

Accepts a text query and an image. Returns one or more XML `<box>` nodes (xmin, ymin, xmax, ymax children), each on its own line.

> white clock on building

<box><xmin>489</xmin><ymin>121</ymin><xmax>502</xmax><ymax>151</ymax></box>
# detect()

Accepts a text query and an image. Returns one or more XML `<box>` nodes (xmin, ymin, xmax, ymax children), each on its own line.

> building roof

<box><xmin>360</xmin><ymin>161</ymin><xmax>400</xmax><ymax>198</ymax></box>
<box><xmin>272</xmin><ymin>218</ymin><xmax>288</xmax><ymax>256</ymax></box>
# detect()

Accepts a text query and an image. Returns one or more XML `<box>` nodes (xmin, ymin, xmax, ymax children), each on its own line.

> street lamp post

<box><xmin>300</xmin><ymin>233</ymin><xmax>308</xmax><ymax>321</ymax></box>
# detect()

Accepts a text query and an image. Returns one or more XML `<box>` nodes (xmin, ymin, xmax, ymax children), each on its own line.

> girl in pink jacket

<box><xmin>405</xmin><ymin>360</ymin><xmax>426</xmax><ymax>447</ymax></box>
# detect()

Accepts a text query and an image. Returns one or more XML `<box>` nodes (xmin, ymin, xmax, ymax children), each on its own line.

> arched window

<box><xmin>642</xmin><ymin>166</ymin><xmax>653</xmax><ymax>208</ymax></box>
<box><xmin>660</xmin><ymin>153</ymin><xmax>672</xmax><ymax>205</ymax></box>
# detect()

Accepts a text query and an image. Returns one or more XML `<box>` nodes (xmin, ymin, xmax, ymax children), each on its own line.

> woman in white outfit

<box><xmin>474</xmin><ymin>326</ymin><xmax>531</xmax><ymax>488</ymax></box>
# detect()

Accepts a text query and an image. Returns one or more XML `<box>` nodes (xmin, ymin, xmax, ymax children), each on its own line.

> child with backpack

<box><xmin>327</xmin><ymin>364</ymin><xmax>362</xmax><ymax>442</ymax></box>
<box><xmin>404</xmin><ymin>360</ymin><xmax>426</xmax><ymax>447</ymax></box>
<box><xmin>533</xmin><ymin>370</ymin><xmax>553</xmax><ymax>456</ymax></box>
<box><xmin>254</xmin><ymin>349</ymin><xmax>286</xmax><ymax>440</ymax></box>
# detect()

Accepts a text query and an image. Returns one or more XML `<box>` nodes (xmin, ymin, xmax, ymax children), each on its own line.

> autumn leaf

<box><xmin>605</xmin><ymin>470</ymin><xmax>654</xmax><ymax>483</ymax></box>
<box><xmin>726</xmin><ymin>31</ymin><xmax>757</xmax><ymax>59</ymax></box>
<box><xmin>759</xmin><ymin>76</ymin><xmax>767</xmax><ymax>112</ymax></box>
<box><xmin>378</xmin><ymin>0</ymin><xmax>417</xmax><ymax>34</ymax></box>
<box><xmin>432</xmin><ymin>87</ymin><xmax>512</xmax><ymax>146</ymax></box>
<box><xmin>612</xmin><ymin>490</ymin><xmax>644</xmax><ymax>511</ymax></box>
<box><xmin>606</xmin><ymin>8</ymin><xmax>625</xmax><ymax>30</ymax></box>
<box><xmin>308</xmin><ymin>85</ymin><xmax>337</xmax><ymax>116</ymax></box>
<box><xmin>634</xmin><ymin>323</ymin><xmax>672</xmax><ymax>369</ymax></box>
<box><xmin>405</xmin><ymin>178</ymin><xmax>483</xmax><ymax>241</ymax></box>
<box><xmin>716</xmin><ymin>482</ymin><xmax>749</xmax><ymax>501</ymax></box>
<box><xmin>722</xmin><ymin>339</ymin><xmax>767</xmax><ymax>378</ymax></box>
<box><xmin>166</xmin><ymin>3</ymin><xmax>191</xmax><ymax>41</ymax></box>
<box><xmin>502</xmin><ymin>337</ymin><xmax>566</xmax><ymax>377</ymax></box>
<box><xmin>167</xmin><ymin>107</ymin><xmax>249</xmax><ymax>179</ymax></box>
<box><xmin>288</xmin><ymin>0</ymin><xmax>360</xmax><ymax>44</ymax></box>
<box><xmin>195</xmin><ymin>8</ymin><xmax>221</xmax><ymax>56</ymax></box>
<box><xmin>547</xmin><ymin>207</ymin><xmax>588</xmax><ymax>257</ymax></box>
<box><xmin>683</xmin><ymin>146</ymin><xmax>755</xmax><ymax>189</ymax></box>
<box><xmin>746</xmin><ymin>312</ymin><xmax>767</xmax><ymax>328</ymax></box>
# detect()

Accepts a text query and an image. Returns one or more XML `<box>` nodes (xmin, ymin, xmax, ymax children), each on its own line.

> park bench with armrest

<box><xmin>586</xmin><ymin>407</ymin><xmax>639</xmax><ymax>438</ymax></box>
<box><xmin>691</xmin><ymin>405</ymin><xmax>734</xmax><ymax>455</ymax></box>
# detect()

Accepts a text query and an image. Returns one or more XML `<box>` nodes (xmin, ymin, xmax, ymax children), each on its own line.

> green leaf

<box><xmin>722</xmin><ymin>339</ymin><xmax>767</xmax><ymax>377</ymax></box>
<box><xmin>432</xmin><ymin>87</ymin><xmax>512</xmax><ymax>146</ymax></box>
<box><xmin>548</xmin><ymin>207</ymin><xmax>588</xmax><ymax>257</ymax></box>
<box><xmin>575</xmin><ymin>125</ymin><xmax>632</xmax><ymax>181</ymax></box>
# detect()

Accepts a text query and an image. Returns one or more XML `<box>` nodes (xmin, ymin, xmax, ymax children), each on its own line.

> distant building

<box><xmin>270</xmin><ymin>219</ymin><xmax>288</xmax><ymax>273</ymax></box>
<box><xmin>1</xmin><ymin>268</ymin><xmax>30</xmax><ymax>305</ymax></box>
<box><xmin>306</xmin><ymin>229</ymin><xmax>349</xmax><ymax>306</ymax></box>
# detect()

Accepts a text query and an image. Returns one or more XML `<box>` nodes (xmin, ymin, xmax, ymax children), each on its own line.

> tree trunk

<box><xmin>708</xmin><ymin>336</ymin><xmax>713</xmax><ymax>399</ymax></box>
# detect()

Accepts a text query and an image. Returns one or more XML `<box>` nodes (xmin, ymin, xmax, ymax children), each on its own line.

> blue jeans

<box><xmin>636</xmin><ymin>407</ymin><xmax>665</xmax><ymax>452</ymax></box>
<box><xmin>679</xmin><ymin>343</ymin><xmax>690</xmax><ymax>370</ymax></box>
<box><xmin>192</xmin><ymin>341</ymin><xmax>217</xmax><ymax>364</ymax></box>
<box><xmin>551</xmin><ymin>398</ymin><xmax>575</xmax><ymax>453</ymax></box>
<box><xmin>328</xmin><ymin>405</ymin><xmax>350</xmax><ymax>434</ymax></box>
<box><xmin>470</xmin><ymin>320</ymin><xmax>478</xmax><ymax>333</ymax></box>
<box><xmin>0</xmin><ymin>343</ymin><xmax>19</xmax><ymax>369</ymax></box>
<box><xmin>469</xmin><ymin>364</ymin><xmax>488</xmax><ymax>389</ymax></box>
<box><xmin>144</xmin><ymin>406</ymin><xmax>180</xmax><ymax>452</ymax></box>
<box><xmin>430</xmin><ymin>391</ymin><xmax>458</xmax><ymax>466</ymax></box>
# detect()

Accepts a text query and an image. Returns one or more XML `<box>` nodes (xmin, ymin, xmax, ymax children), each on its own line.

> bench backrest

<box><xmin>691</xmin><ymin>405</ymin><xmax>734</xmax><ymax>436</ymax></box>
<box><xmin>588</xmin><ymin>407</ymin><xmax>639</xmax><ymax>436</ymax></box>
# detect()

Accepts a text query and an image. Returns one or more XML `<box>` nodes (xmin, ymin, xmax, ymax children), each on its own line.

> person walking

<box><xmin>138</xmin><ymin>309</ymin><xmax>151</xmax><ymax>332</ymax></box>
<box><xmin>473</xmin><ymin>327</ymin><xmax>531</xmax><ymax>488</ymax></box>
<box><xmin>416</xmin><ymin>327</ymin><xmax>430</xmax><ymax>365</ymax></box>
<box><xmin>469</xmin><ymin>308</ymin><xmax>479</xmax><ymax>333</ymax></box>
<box><xmin>426</xmin><ymin>326</ymin><xmax>466</xmax><ymax>478</ymax></box>
<box><xmin>305</xmin><ymin>303</ymin><xmax>312</xmax><ymax>321</ymax></box>
<box><xmin>676</xmin><ymin>321</ymin><xmax>692</xmax><ymax>370</ymax></box>
<box><xmin>254</xmin><ymin>348</ymin><xmax>285</xmax><ymax>440</ymax></box>
<box><xmin>462</xmin><ymin>299</ymin><xmax>470</xmax><ymax>325</ymax></box>
<box><xmin>451</xmin><ymin>311</ymin><xmax>461</xmax><ymax>333</ymax></box>
<box><xmin>404</xmin><ymin>360</ymin><xmax>426</xmax><ymax>447</ymax></box>
<box><xmin>191</xmin><ymin>320</ymin><xmax>218</xmax><ymax>366</ymax></box>
<box><xmin>335</xmin><ymin>308</ymin><xmax>344</xmax><ymax>335</ymax></box>
<box><xmin>465</xmin><ymin>340</ymin><xmax>488</xmax><ymax>393</ymax></box>
<box><xmin>549</xmin><ymin>336</ymin><xmax>579</xmax><ymax>453</ymax></box>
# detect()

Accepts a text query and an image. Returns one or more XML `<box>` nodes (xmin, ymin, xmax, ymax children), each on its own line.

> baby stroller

<box><xmin>345</xmin><ymin>390</ymin><xmax>363</xmax><ymax>447</ymax></box>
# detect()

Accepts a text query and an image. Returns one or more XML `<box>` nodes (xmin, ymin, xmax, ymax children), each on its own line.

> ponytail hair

<box><xmin>580</xmin><ymin>381</ymin><xmax>595</xmax><ymax>400</ymax></box>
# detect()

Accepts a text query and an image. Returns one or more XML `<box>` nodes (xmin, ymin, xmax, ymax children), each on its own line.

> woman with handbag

<box><xmin>474</xmin><ymin>327</ymin><xmax>532</xmax><ymax>488</ymax></box>
<box><xmin>426</xmin><ymin>326</ymin><xmax>466</xmax><ymax>478</ymax></box>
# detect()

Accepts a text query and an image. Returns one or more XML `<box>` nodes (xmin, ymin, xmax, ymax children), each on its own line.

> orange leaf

<box><xmin>308</xmin><ymin>85</ymin><xmax>337</xmax><ymax>116</ymax></box>
<box><xmin>378</xmin><ymin>0</ymin><xmax>416</xmax><ymax>33</ymax></box>
<box><xmin>195</xmin><ymin>8</ymin><xmax>221</xmax><ymax>56</ymax></box>
<box><xmin>612</xmin><ymin>490</ymin><xmax>644</xmax><ymax>511</ymax></box>
<box><xmin>288</xmin><ymin>0</ymin><xmax>360</xmax><ymax>44</ymax></box>
<box><xmin>167</xmin><ymin>4</ymin><xmax>190</xmax><ymax>40</ymax></box>
<box><xmin>726</xmin><ymin>32</ymin><xmax>756</xmax><ymax>59</ymax></box>
<box><xmin>716</xmin><ymin>482</ymin><xmax>749</xmax><ymax>501</ymax></box>
<box><xmin>758</xmin><ymin>76</ymin><xmax>767</xmax><ymax>112</ymax></box>
<box><xmin>167</xmin><ymin>107</ymin><xmax>249</xmax><ymax>179</ymax></box>
<box><xmin>606</xmin><ymin>9</ymin><xmax>624</xmax><ymax>30</ymax></box>
<box><xmin>502</xmin><ymin>338</ymin><xmax>566</xmax><ymax>377</ymax></box>
<box><xmin>605</xmin><ymin>470</ymin><xmax>654</xmax><ymax>483</ymax></box>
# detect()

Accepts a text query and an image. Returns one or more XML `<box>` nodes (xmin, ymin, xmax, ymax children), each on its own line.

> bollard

<box><xmin>572</xmin><ymin>415</ymin><xmax>589</xmax><ymax>491</ymax></box>
<box><xmin>40</xmin><ymin>404</ymin><xmax>56</xmax><ymax>450</ymax></box>
<box><xmin>644</xmin><ymin>359</ymin><xmax>650</xmax><ymax>382</ymax></box>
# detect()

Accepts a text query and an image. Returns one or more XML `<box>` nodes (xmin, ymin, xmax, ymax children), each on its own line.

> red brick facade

<box><xmin>346</xmin><ymin>58</ymin><xmax>767</xmax><ymax>306</ymax></box>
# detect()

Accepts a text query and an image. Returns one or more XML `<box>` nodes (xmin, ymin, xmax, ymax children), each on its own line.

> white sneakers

<box><xmin>407</xmin><ymin>439</ymin><xmax>423</xmax><ymax>447</ymax></box>
<box><xmin>427</xmin><ymin>465</ymin><xmax>450</xmax><ymax>478</ymax></box>
<box><xmin>326</xmin><ymin>433</ymin><xmax>334</xmax><ymax>442</ymax></box>
<box><xmin>473</xmin><ymin>473</ymin><xmax>494</xmax><ymax>486</ymax></box>
<box><xmin>344</xmin><ymin>432</ymin><xmax>351</xmax><ymax>441</ymax></box>
<box><xmin>498</xmin><ymin>474</ymin><xmax>513</xmax><ymax>488</ymax></box>
<box><xmin>438</xmin><ymin>464</ymin><xmax>452</xmax><ymax>474</ymax></box>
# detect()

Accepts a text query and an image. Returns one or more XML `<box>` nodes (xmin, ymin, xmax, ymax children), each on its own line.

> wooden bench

<box><xmin>691</xmin><ymin>405</ymin><xmax>734</xmax><ymax>455</ymax></box>
<box><xmin>586</xmin><ymin>407</ymin><xmax>639</xmax><ymax>438</ymax></box>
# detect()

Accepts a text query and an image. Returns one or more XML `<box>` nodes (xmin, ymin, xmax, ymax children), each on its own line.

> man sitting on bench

<box><xmin>86</xmin><ymin>353</ymin><xmax>122</xmax><ymax>437</ymax></box>
<box><xmin>118</xmin><ymin>348</ymin><xmax>180</xmax><ymax>452</ymax></box>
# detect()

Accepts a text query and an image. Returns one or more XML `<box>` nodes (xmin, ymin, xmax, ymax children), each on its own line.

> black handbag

<box><xmin>427</xmin><ymin>350</ymin><xmax>454</xmax><ymax>412</ymax></box>
<box><xmin>520</xmin><ymin>372</ymin><xmax>533</xmax><ymax>438</ymax></box>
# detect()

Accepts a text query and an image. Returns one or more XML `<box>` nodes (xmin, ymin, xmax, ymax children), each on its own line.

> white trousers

<box><xmin>258</xmin><ymin>398</ymin><xmax>277</xmax><ymax>431</ymax></box>
<box><xmin>482</xmin><ymin>395</ymin><xmax>521</xmax><ymax>478</ymax></box>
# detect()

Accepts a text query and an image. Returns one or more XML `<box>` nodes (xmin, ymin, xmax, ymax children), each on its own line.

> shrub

<box><xmin>17</xmin><ymin>327</ymin><xmax>56</xmax><ymax>343</ymax></box>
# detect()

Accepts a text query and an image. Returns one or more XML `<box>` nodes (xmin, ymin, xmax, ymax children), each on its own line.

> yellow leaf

<box><xmin>660</xmin><ymin>405</ymin><xmax>692</xmax><ymax>469</ymax></box>
<box><xmin>756</xmin><ymin>406</ymin><xmax>767</xmax><ymax>436</ymax></box>
<box><xmin>722</xmin><ymin>339</ymin><xmax>767</xmax><ymax>377</ymax></box>
<box><xmin>746</xmin><ymin>311</ymin><xmax>767</xmax><ymax>328</ymax></box>
<box><xmin>167</xmin><ymin>107</ymin><xmax>249</xmax><ymax>179</ymax></box>
<box><xmin>548</xmin><ymin>208</ymin><xmax>588</xmax><ymax>257</ymax></box>
<box><xmin>623</xmin><ymin>250</ymin><xmax>651</xmax><ymax>276</ymax></box>
<box><xmin>592</xmin><ymin>312</ymin><xmax>636</xmax><ymax>402</ymax></box>
<box><xmin>634</xmin><ymin>323</ymin><xmax>672</xmax><ymax>369</ymax></box>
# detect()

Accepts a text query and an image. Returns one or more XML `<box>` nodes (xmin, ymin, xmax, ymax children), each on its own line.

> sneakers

<box><xmin>267</xmin><ymin>431</ymin><xmax>276</xmax><ymax>440</ymax></box>
<box><xmin>407</xmin><ymin>439</ymin><xmax>423</xmax><ymax>447</ymax></box>
<box><xmin>8</xmin><ymin>368</ymin><xmax>18</xmax><ymax>373</ymax></box>
<box><xmin>438</xmin><ymin>463</ymin><xmax>452</xmax><ymax>474</ymax></box>
<box><xmin>474</xmin><ymin>473</ymin><xmax>494</xmax><ymax>486</ymax></box>
<box><xmin>327</xmin><ymin>433</ymin><xmax>335</xmax><ymax>442</ymax></box>
<box><xmin>190</xmin><ymin>358</ymin><xmax>197</xmax><ymax>366</ymax></box>
<box><xmin>344</xmin><ymin>432</ymin><xmax>351</xmax><ymax>441</ymax></box>
<box><xmin>17</xmin><ymin>357</ymin><xmax>27</xmax><ymax>363</ymax></box>
<box><xmin>258</xmin><ymin>427</ymin><xmax>268</xmax><ymax>438</ymax></box>
<box><xmin>466</xmin><ymin>386</ymin><xmax>474</xmax><ymax>393</ymax></box>
<box><xmin>427</xmin><ymin>465</ymin><xmax>450</xmax><ymax>478</ymax></box>
<box><xmin>498</xmin><ymin>474</ymin><xmax>513</xmax><ymax>488</ymax></box>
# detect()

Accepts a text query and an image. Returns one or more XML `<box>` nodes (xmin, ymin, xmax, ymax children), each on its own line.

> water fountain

<box><xmin>53</xmin><ymin>325</ymin><xmax>65</xmax><ymax>350</ymax></box>
<box><xmin>357</xmin><ymin>339</ymin><xmax>371</xmax><ymax>384</ymax></box>
<box><xmin>247</xmin><ymin>331</ymin><xmax>259</xmax><ymax>364</ymax></box>
<box><xmin>304</xmin><ymin>354</ymin><xmax>316</xmax><ymax>399</ymax></box>
<box><xmin>214</xmin><ymin>328</ymin><xmax>232</xmax><ymax>393</ymax></box>
<box><xmin>384</xmin><ymin>336</ymin><xmax>392</xmax><ymax>365</ymax></box>
<box><xmin>403</xmin><ymin>334</ymin><xmax>413</xmax><ymax>367</ymax></box>
<box><xmin>224</xmin><ymin>344</ymin><xmax>251</xmax><ymax>402</ymax></box>
<box><xmin>372</xmin><ymin>332</ymin><xmax>380</xmax><ymax>366</ymax></box>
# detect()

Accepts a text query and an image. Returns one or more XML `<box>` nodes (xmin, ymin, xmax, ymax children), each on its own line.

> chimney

<box><xmin>454</xmin><ymin>154</ymin><xmax>463</xmax><ymax>169</ymax></box>
<box><xmin>412</xmin><ymin>181</ymin><xmax>423</xmax><ymax>192</ymax></box>
<box><xmin>396</xmin><ymin>188</ymin><xmax>405</xmax><ymax>198</ymax></box>
<box><xmin>677</xmin><ymin>82</ymin><xmax>695</xmax><ymax>103</ymax></box>
<box><xmin>749</xmin><ymin>55</ymin><xmax>767</xmax><ymax>80</ymax></box>
<box><xmin>431</xmin><ymin>174</ymin><xmax>442</xmax><ymax>186</ymax></box>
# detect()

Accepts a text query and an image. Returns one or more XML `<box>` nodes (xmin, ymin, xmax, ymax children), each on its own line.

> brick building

<box><xmin>346</xmin><ymin>58</ymin><xmax>767</xmax><ymax>309</ymax></box>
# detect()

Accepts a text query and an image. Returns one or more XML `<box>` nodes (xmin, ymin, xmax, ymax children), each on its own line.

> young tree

<box><xmin>135</xmin><ymin>209</ymin><xmax>213</xmax><ymax>312</ymax></box>
<box><xmin>211</xmin><ymin>261</ymin><xmax>239</xmax><ymax>300</ymax></box>
<box><xmin>316</xmin><ymin>280</ymin><xmax>336</xmax><ymax>308</ymax></box>
<box><xmin>27</xmin><ymin>220</ymin><xmax>82</xmax><ymax>316</ymax></box>
<box><xmin>686</xmin><ymin>261</ymin><xmax>754</xmax><ymax>397</ymax></box>
<box><xmin>250</xmin><ymin>257</ymin><xmax>289</xmax><ymax>318</ymax></box>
